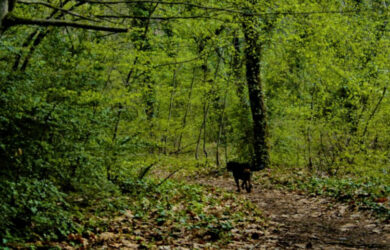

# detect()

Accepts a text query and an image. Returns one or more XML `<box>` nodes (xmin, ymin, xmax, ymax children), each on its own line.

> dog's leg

<box><xmin>234</xmin><ymin>177</ymin><xmax>240</xmax><ymax>192</ymax></box>
<box><xmin>246</xmin><ymin>176</ymin><xmax>252</xmax><ymax>193</ymax></box>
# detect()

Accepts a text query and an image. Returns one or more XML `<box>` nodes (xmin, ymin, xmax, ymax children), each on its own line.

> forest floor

<box><xmin>15</xmin><ymin>170</ymin><xmax>390</xmax><ymax>249</ymax></box>
<box><xmin>195</xmin><ymin>173</ymin><xmax>390</xmax><ymax>249</ymax></box>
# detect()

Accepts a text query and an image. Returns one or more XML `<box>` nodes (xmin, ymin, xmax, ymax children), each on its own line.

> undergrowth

<box><xmin>3</xmin><ymin>172</ymin><xmax>264</xmax><ymax>249</ymax></box>
<box><xmin>260</xmin><ymin>168</ymin><xmax>390</xmax><ymax>221</ymax></box>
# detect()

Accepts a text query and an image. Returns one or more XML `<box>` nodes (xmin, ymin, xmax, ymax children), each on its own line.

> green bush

<box><xmin>0</xmin><ymin>178</ymin><xmax>75</xmax><ymax>242</ymax></box>
<box><xmin>301</xmin><ymin>177</ymin><xmax>390</xmax><ymax>219</ymax></box>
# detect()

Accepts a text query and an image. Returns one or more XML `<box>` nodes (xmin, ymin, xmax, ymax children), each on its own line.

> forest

<box><xmin>0</xmin><ymin>0</ymin><xmax>389</xmax><ymax>248</ymax></box>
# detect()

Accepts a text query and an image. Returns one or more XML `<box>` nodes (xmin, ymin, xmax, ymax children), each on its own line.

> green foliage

<box><xmin>302</xmin><ymin>177</ymin><xmax>390</xmax><ymax>219</ymax></box>
<box><xmin>88</xmin><ymin>177</ymin><xmax>260</xmax><ymax>244</ymax></box>
<box><xmin>0</xmin><ymin>178</ymin><xmax>75</xmax><ymax>242</ymax></box>
<box><xmin>1</xmin><ymin>0</ymin><xmax>390</xmax><ymax>244</ymax></box>
<box><xmin>263</xmin><ymin>169</ymin><xmax>390</xmax><ymax>220</ymax></box>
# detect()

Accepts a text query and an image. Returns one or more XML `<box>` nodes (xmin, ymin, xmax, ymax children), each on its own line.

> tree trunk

<box><xmin>163</xmin><ymin>66</ymin><xmax>179</xmax><ymax>154</ymax></box>
<box><xmin>202</xmin><ymin>102</ymin><xmax>209</xmax><ymax>158</ymax></box>
<box><xmin>243</xmin><ymin>15</ymin><xmax>269</xmax><ymax>170</ymax></box>
<box><xmin>107</xmin><ymin>103</ymin><xmax>123</xmax><ymax>181</ymax></box>
<box><xmin>232</xmin><ymin>32</ymin><xmax>253</xmax><ymax>159</ymax></box>
<box><xmin>0</xmin><ymin>0</ymin><xmax>15</xmax><ymax>33</ymax></box>
<box><xmin>177</xmin><ymin>68</ymin><xmax>195</xmax><ymax>153</ymax></box>
<box><xmin>216</xmin><ymin>90</ymin><xmax>227</xmax><ymax>166</ymax></box>
<box><xmin>195</xmin><ymin>118</ymin><xmax>203</xmax><ymax>160</ymax></box>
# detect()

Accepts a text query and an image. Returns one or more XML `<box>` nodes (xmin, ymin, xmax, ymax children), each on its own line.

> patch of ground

<box><xmin>196</xmin><ymin>174</ymin><xmax>390</xmax><ymax>249</ymax></box>
<box><xmin>17</xmin><ymin>171</ymin><xmax>389</xmax><ymax>249</ymax></box>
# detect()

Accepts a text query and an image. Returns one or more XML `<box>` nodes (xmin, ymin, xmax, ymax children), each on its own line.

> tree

<box><xmin>242</xmin><ymin>0</ymin><xmax>270</xmax><ymax>170</ymax></box>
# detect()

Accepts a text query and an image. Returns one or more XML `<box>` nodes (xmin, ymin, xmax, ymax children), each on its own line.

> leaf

<box><xmin>375</xmin><ymin>197</ymin><xmax>388</xmax><ymax>203</ymax></box>
<box><xmin>98</xmin><ymin>232</ymin><xmax>117</xmax><ymax>242</ymax></box>
<box><xmin>339</xmin><ymin>223</ymin><xmax>356</xmax><ymax>232</ymax></box>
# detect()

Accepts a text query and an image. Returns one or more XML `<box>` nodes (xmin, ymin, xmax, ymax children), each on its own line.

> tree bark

<box><xmin>242</xmin><ymin>14</ymin><xmax>269</xmax><ymax>170</ymax></box>
<box><xmin>0</xmin><ymin>0</ymin><xmax>16</xmax><ymax>34</ymax></box>
<box><xmin>232</xmin><ymin>32</ymin><xmax>253</xmax><ymax>159</ymax></box>
<box><xmin>163</xmin><ymin>66</ymin><xmax>179</xmax><ymax>154</ymax></box>
<box><xmin>202</xmin><ymin>102</ymin><xmax>209</xmax><ymax>158</ymax></box>
<box><xmin>107</xmin><ymin>103</ymin><xmax>123</xmax><ymax>181</ymax></box>
<box><xmin>177</xmin><ymin>67</ymin><xmax>195</xmax><ymax>153</ymax></box>
<box><xmin>216</xmin><ymin>90</ymin><xmax>227</xmax><ymax>166</ymax></box>
<box><xmin>20</xmin><ymin>29</ymin><xmax>49</xmax><ymax>71</ymax></box>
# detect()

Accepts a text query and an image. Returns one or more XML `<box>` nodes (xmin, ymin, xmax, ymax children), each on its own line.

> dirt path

<box><xmin>196</xmin><ymin>175</ymin><xmax>390</xmax><ymax>249</ymax></box>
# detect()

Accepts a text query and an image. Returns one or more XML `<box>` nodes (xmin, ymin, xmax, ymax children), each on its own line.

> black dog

<box><xmin>226</xmin><ymin>161</ymin><xmax>252</xmax><ymax>193</ymax></box>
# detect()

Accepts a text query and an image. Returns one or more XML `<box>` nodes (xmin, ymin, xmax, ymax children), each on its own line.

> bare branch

<box><xmin>362</xmin><ymin>87</ymin><xmax>387</xmax><ymax>137</ymax></box>
<box><xmin>18</xmin><ymin>0</ymin><xmax>100</xmax><ymax>22</ymax></box>
<box><xmin>78</xmin><ymin>1</ymin><xmax>365</xmax><ymax>17</ymax></box>
<box><xmin>259</xmin><ymin>10</ymin><xmax>365</xmax><ymax>16</ymax></box>
<box><xmin>151</xmin><ymin>56</ymin><xmax>201</xmax><ymax>68</ymax></box>
<box><xmin>95</xmin><ymin>15</ymin><xmax>214</xmax><ymax>20</ymax></box>
<box><xmin>77</xmin><ymin>0</ymin><xmax>243</xmax><ymax>15</ymax></box>
<box><xmin>4</xmin><ymin>15</ymin><xmax>128</xmax><ymax>32</ymax></box>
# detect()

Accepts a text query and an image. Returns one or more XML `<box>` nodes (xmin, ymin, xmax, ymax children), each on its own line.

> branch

<box><xmin>78</xmin><ymin>1</ymin><xmax>366</xmax><ymax>16</ymax></box>
<box><xmin>151</xmin><ymin>56</ymin><xmax>201</xmax><ymax>68</ymax></box>
<box><xmin>78</xmin><ymin>0</ymin><xmax>243</xmax><ymax>15</ymax></box>
<box><xmin>4</xmin><ymin>15</ymin><xmax>128</xmax><ymax>32</ymax></box>
<box><xmin>138</xmin><ymin>162</ymin><xmax>157</xmax><ymax>180</ymax></box>
<box><xmin>156</xmin><ymin>167</ymin><xmax>184</xmax><ymax>187</ymax></box>
<box><xmin>259</xmin><ymin>10</ymin><xmax>365</xmax><ymax>16</ymax></box>
<box><xmin>95</xmin><ymin>15</ymin><xmax>214</xmax><ymax>20</ymax></box>
<box><xmin>18</xmin><ymin>0</ymin><xmax>99</xmax><ymax>22</ymax></box>
<box><xmin>362</xmin><ymin>86</ymin><xmax>387</xmax><ymax>137</ymax></box>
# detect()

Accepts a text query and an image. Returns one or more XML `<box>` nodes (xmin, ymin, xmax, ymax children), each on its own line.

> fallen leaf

<box><xmin>375</xmin><ymin>197</ymin><xmax>388</xmax><ymax>203</ymax></box>
<box><xmin>338</xmin><ymin>205</ymin><xmax>348</xmax><ymax>216</ymax></box>
<box><xmin>124</xmin><ymin>210</ymin><xmax>134</xmax><ymax>218</ymax></box>
<box><xmin>121</xmin><ymin>239</ymin><xmax>139</xmax><ymax>248</ymax></box>
<box><xmin>311</xmin><ymin>212</ymin><xmax>322</xmax><ymax>218</ymax></box>
<box><xmin>98</xmin><ymin>232</ymin><xmax>117</xmax><ymax>242</ymax></box>
<box><xmin>294</xmin><ymin>243</ymin><xmax>307</xmax><ymax>248</ymax></box>
<box><xmin>364</xmin><ymin>224</ymin><xmax>376</xmax><ymax>229</ymax></box>
<box><xmin>340</xmin><ymin>223</ymin><xmax>356</xmax><ymax>232</ymax></box>
<box><xmin>109</xmin><ymin>242</ymin><xmax>121</xmax><ymax>248</ymax></box>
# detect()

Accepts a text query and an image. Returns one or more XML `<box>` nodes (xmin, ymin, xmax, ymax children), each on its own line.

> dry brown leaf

<box><xmin>338</xmin><ymin>205</ymin><xmax>348</xmax><ymax>216</ymax></box>
<box><xmin>311</xmin><ymin>212</ymin><xmax>322</xmax><ymax>218</ymax></box>
<box><xmin>364</xmin><ymin>224</ymin><xmax>376</xmax><ymax>229</ymax></box>
<box><xmin>109</xmin><ymin>242</ymin><xmax>122</xmax><ymax>248</ymax></box>
<box><xmin>98</xmin><ymin>232</ymin><xmax>117</xmax><ymax>241</ymax></box>
<box><xmin>339</xmin><ymin>223</ymin><xmax>356</xmax><ymax>232</ymax></box>
<box><xmin>375</xmin><ymin>197</ymin><xmax>388</xmax><ymax>203</ymax></box>
<box><xmin>124</xmin><ymin>210</ymin><xmax>134</xmax><ymax>218</ymax></box>
<box><xmin>121</xmin><ymin>239</ymin><xmax>139</xmax><ymax>249</ymax></box>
